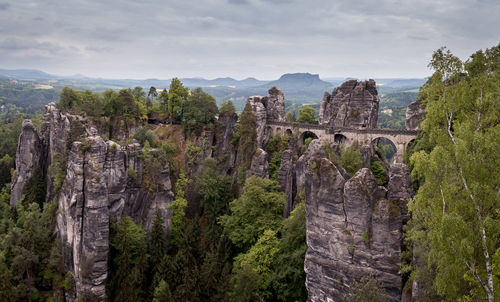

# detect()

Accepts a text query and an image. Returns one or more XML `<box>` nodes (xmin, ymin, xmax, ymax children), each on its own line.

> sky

<box><xmin>0</xmin><ymin>0</ymin><xmax>498</xmax><ymax>80</ymax></box>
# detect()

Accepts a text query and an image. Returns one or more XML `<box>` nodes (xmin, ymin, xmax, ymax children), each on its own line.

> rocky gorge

<box><xmin>9</xmin><ymin>80</ymin><xmax>424</xmax><ymax>301</ymax></box>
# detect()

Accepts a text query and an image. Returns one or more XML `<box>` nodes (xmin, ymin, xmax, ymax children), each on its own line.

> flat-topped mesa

<box><xmin>319</xmin><ymin>79</ymin><xmax>379</xmax><ymax>129</ymax></box>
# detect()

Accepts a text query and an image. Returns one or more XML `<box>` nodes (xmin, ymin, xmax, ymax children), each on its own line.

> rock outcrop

<box><xmin>265</xmin><ymin>86</ymin><xmax>286</xmax><ymax>122</ymax></box>
<box><xmin>405</xmin><ymin>98</ymin><xmax>425</xmax><ymax>130</ymax></box>
<box><xmin>319</xmin><ymin>79</ymin><xmax>379</xmax><ymax>128</ymax></box>
<box><xmin>277</xmin><ymin>149</ymin><xmax>295</xmax><ymax>216</ymax></box>
<box><xmin>248</xmin><ymin>148</ymin><xmax>269</xmax><ymax>178</ymax></box>
<box><xmin>247</xmin><ymin>86</ymin><xmax>286</xmax><ymax>148</ymax></box>
<box><xmin>40</xmin><ymin>103</ymin><xmax>71</xmax><ymax>202</ymax></box>
<box><xmin>215</xmin><ymin>110</ymin><xmax>238</xmax><ymax>175</ymax></box>
<box><xmin>303</xmin><ymin>139</ymin><xmax>413</xmax><ymax>302</ymax></box>
<box><xmin>11</xmin><ymin>105</ymin><xmax>174</xmax><ymax>301</ymax></box>
<box><xmin>10</xmin><ymin>119</ymin><xmax>44</xmax><ymax>207</ymax></box>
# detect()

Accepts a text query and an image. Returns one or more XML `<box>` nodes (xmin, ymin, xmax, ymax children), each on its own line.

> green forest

<box><xmin>0</xmin><ymin>44</ymin><xmax>498</xmax><ymax>302</ymax></box>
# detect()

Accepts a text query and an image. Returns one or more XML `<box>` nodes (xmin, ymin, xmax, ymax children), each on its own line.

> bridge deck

<box><xmin>266</xmin><ymin>120</ymin><xmax>419</xmax><ymax>136</ymax></box>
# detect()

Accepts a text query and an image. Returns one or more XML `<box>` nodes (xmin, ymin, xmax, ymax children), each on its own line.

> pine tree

<box><xmin>238</xmin><ymin>102</ymin><xmax>257</xmax><ymax>170</ymax></box>
<box><xmin>150</xmin><ymin>209</ymin><xmax>166</xmax><ymax>278</ymax></box>
<box><xmin>152</xmin><ymin>279</ymin><xmax>174</xmax><ymax>302</ymax></box>
<box><xmin>108</xmin><ymin>216</ymin><xmax>148</xmax><ymax>302</ymax></box>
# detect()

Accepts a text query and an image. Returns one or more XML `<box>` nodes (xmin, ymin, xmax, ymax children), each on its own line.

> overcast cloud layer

<box><xmin>0</xmin><ymin>0</ymin><xmax>499</xmax><ymax>79</ymax></box>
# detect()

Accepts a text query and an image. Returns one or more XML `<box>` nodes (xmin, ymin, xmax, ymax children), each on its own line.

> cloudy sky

<box><xmin>0</xmin><ymin>0</ymin><xmax>498</xmax><ymax>79</ymax></box>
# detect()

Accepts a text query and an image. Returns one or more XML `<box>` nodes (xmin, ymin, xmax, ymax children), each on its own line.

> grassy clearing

<box><xmin>35</xmin><ymin>84</ymin><xmax>54</xmax><ymax>89</ymax></box>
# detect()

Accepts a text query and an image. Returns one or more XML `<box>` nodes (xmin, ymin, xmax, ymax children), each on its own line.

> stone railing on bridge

<box><xmin>266</xmin><ymin>120</ymin><xmax>419</xmax><ymax>136</ymax></box>
<box><xmin>326</xmin><ymin>127</ymin><xmax>420</xmax><ymax>136</ymax></box>
<box><xmin>266</xmin><ymin>120</ymin><xmax>326</xmax><ymax>130</ymax></box>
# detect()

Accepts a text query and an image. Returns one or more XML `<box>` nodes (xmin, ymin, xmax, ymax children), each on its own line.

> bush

<box><xmin>370</xmin><ymin>161</ymin><xmax>387</xmax><ymax>185</ymax></box>
<box><xmin>297</xmin><ymin>106</ymin><xmax>317</xmax><ymax>124</ymax></box>
<box><xmin>127</xmin><ymin>168</ymin><xmax>137</xmax><ymax>181</ymax></box>
<box><xmin>362</xmin><ymin>230</ymin><xmax>372</xmax><ymax>246</ymax></box>
<box><xmin>339</xmin><ymin>146</ymin><xmax>363</xmax><ymax>175</ymax></box>
<box><xmin>133</xmin><ymin>126</ymin><xmax>157</xmax><ymax>147</ymax></box>
<box><xmin>345</xmin><ymin>275</ymin><xmax>386</xmax><ymax>302</ymax></box>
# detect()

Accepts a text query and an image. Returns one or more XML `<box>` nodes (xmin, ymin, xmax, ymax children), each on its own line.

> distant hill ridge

<box><xmin>0</xmin><ymin>68</ymin><xmax>427</xmax><ymax>111</ymax></box>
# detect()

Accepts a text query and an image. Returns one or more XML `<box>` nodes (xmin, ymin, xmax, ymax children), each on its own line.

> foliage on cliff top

<box><xmin>406</xmin><ymin>44</ymin><xmax>500</xmax><ymax>301</ymax></box>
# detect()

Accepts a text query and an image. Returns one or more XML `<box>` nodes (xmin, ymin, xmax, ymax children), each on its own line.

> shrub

<box><xmin>304</xmin><ymin>137</ymin><xmax>313</xmax><ymax>148</ymax></box>
<box><xmin>339</xmin><ymin>146</ymin><xmax>363</xmax><ymax>175</ymax></box>
<box><xmin>127</xmin><ymin>168</ymin><xmax>137</xmax><ymax>181</ymax></box>
<box><xmin>133</xmin><ymin>126</ymin><xmax>157</xmax><ymax>147</ymax></box>
<box><xmin>345</xmin><ymin>275</ymin><xmax>386</xmax><ymax>302</ymax></box>
<box><xmin>297</xmin><ymin>106</ymin><xmax>317</xmax><ymax>124</ymax></box>
<box><xmin>370</xmin><ymin>161</ymin><xmax>387</xmax><ymax>185</ymax></box>
<box><xmin>362</xmin><ymin>230</ymin><xmax>372</xmax><ymax>246</ymax></box>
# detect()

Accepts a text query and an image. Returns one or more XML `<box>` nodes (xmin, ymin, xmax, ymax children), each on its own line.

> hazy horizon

<box><xmin>1</xmin><ymin>0</ymin><xmax>498</xmax><ymax>80</ymax></box>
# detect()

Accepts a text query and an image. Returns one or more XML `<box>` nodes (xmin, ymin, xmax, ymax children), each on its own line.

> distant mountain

<box><xmin>0</xmin><ymin>69</ymin><xmax>56</xmax><ymax>80</ymax></box>
<box><xmin>180</xmin><ymin>77</ymin><xmax>269</xmax><ymax>89</ymax></box>
<box><xmin>254</xmin><ymin>73</ymin><xmax>335</xmax><ymax>102</ymax></box>
<box><xmin>0</xmin><ymin>68</ymin><xmax>427</xmax><ymax>111</ymax></box>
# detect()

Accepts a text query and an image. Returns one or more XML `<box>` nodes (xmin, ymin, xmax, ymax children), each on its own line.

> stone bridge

<box><xmin>267</xmin><ymin>120</ymin><xmax>419</xmax><ymax>162</ymax></box>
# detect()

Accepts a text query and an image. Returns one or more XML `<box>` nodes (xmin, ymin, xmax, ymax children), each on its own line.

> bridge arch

<box><xmin>265</xmin><ymin>120</ymin><xmax>419</xmax><ymax>165</ymax></box>
<box><xmin>334</xmin><ymin>133</ymin><xmax>347</xmax><ymax>144</ymax></box>
<box><xmin>300</xmin><ymin>131</ymin><xmax>319</xmax><ymax>144</ymax></box>
<box><xmin>372</xmin><ymin>137</ymin><xmax>397</xmax><ymax>162</ymax></box>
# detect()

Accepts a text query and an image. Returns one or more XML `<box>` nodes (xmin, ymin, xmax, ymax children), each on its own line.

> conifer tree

<box><xmin>108</xmin><ymin>216</ymin><xmax>148</xmax><ymax>302</ymax></box>
<box><xmin>237</xmin><ymin>102</ymin><xmax>257</xmax><ymax>170</ymax></box>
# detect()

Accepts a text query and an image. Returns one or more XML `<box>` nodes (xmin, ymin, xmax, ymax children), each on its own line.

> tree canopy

<box><xmin>406</xmin><ymin>44</ymin><xmax>500</xmax><ymax>302</ymax></box>
<box><xmin>297</xmin><ymin>106</ymin><xmax>317</xmax><ymax>124</ymax></box>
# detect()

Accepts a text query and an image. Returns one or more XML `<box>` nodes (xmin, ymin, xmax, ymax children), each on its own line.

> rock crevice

<box><xmin>303</xmin><ymin>139</ymin><xmax>413</xmax><ymax>302</ymax></box>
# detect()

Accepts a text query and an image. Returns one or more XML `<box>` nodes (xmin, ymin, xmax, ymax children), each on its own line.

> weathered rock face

<box><xmin>303</xmin><ymin>141</ymin><xmax>413</xmax><ymax>302</ymax></box>
<box><xmin>10</xmin><ymin>119</ymin><xmax>44</xmax><ymax>207</ymax></box>
<box><xmin>40</xmin><ymin>103</ymin><xmax>71</xmax><ymax>202</ymax></box>
<box><xmin>215</xmin><ymin>111</ymin><xmax>238</xmax><ymax>175</ymax></box>
<box><xmin>247</xmin><ymin>148</ymin><xmax>269</xmax><ymax>179</ymax></box>
<box><xmin>319</xmin><ymin>79</ymin><xmax>379</xmax><ymax>128</ymax></box>
<box><xmin>247</xmin><ymin>86</ymin><xmax>286</xmax><ymax>148</ymax></box>
<box><xmin>12</xmin><ymin>106</ymin><xmax>174</xmax><ymax>301</ymax></box>
<box><xmin>387</xmin><ymin>163</ymin><xmax>413</xmax><ymax>223</ymax></box>
<box><xmin>247</xmin><ymin>96</ymin><xmax>269</xmax><ymax>149</ymax></box>
<box><xmin>277</xmin><ymin>149</ymin><xmax>295</xmax><ymax>216</ymax></box>
<box><xmin>56</xmin><ymin>135</ymin><xmax>173</xmax><ymax>300</ymax></box>
<box><xmin>295</xmin><ymin>140</ymin><xmax>327</xmax><ymax>195</ymax></box>
<box><xmin>265</xmin><ymin>86</ymin><xmax>286</xmax><ymax>122</ymax></box>
<box><xmin>405</xmin><ymin>98</ymin><xmax>425</xmax><ymax>130</ymax></box>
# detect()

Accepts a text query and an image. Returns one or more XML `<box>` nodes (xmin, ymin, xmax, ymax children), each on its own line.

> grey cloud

<box><xmin>0</xmin><ymin>38</ymin><xmax>61</xmax><ymax>52</ymax></box>
<box><xmin>228</xmin><ymin>0</ymin><xmax>248</xmax><ymax>4</ymax></box>
<box><xmin>408</xmin><ymin>35</ymin><xmax>429</xmax><ymax>41</ymax></box>
<box><xmin>0</xmin><ymin>2</ymin><xmax>9</xmax><ymax>10</ymax></box>
<box><xmin>0</xmin><ymin>0</ymin><xmax>498</xmax><ymax>79</ymax></box>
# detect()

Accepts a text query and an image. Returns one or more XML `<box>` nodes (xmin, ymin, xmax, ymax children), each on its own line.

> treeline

<box><xmin>404</xmin><ymin>44</ymin><xmax>499</xmax><ymax>301</ymax></box>
<box><xmin>58</xmin><ymin>78</ymin><xmax>221</xmax><ymax>135</ymax></box>
<box><xmin>0</xmin><ymin>79</ymin><xmax>60</xmax><ymax>115</ymax></box>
